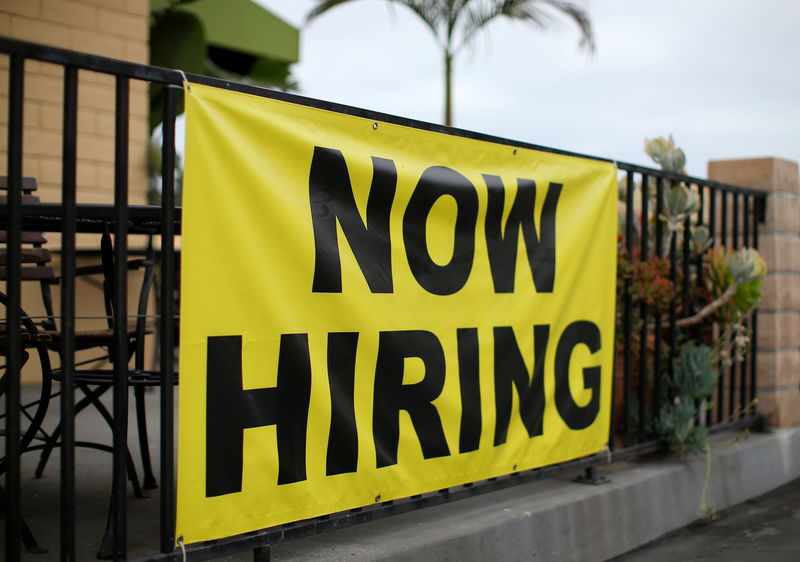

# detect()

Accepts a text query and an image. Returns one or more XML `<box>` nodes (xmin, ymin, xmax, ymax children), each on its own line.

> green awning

<box><xmin>151</xmin><ymin>0</ymin><xmax>299</xmax><ymax>63</ymax></box>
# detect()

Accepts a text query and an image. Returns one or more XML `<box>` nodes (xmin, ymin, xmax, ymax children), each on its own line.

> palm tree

<box><xmin>306</xmin><ymin>0</ymin><xmax>594</xmax><ymax>126</ymax></box>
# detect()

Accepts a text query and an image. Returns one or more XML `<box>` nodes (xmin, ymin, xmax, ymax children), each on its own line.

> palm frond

<box><xmin>306</xmin><ymin>0</ymin><xmax>360</xmax><ymax>23</ymax></box>
<box><xmin>457</xmin><ymin>0</ymin><xmax>594</xmax><ymax>54</ymax></box>
<box><xmin>306</xmin><ymin>1</ymin><xmax>447</xmax><ymax>48</ymax></box>
<box><xmin>394</xmin><ymin>0</ymin><xmax>447</xmax><ymax>39</ymax></box>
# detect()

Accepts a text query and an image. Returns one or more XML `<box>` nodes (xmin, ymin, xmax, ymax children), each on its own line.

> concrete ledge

<box><xmin>270</xmin><ymin>427</ymin><xmax>800</xmax><ymax>561</ymax></box>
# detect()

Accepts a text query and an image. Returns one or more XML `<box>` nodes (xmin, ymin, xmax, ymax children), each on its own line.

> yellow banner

<box><xmin>177</xmin><ymin>83</ymin><xmax>618</xmax><ymax>544</ymax></box>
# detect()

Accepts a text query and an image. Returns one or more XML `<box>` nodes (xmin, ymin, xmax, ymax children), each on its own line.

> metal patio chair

<box><xmin>1</xmin><ymin>177</ymin><xmax>164</xmax><ymax>557</ymax></box>
<box><xmin>32</xmin><ymin>227</ymin><xmax>159</xmax><ymax>492</ymax></box>
<box><xmin>0</xmin><ymin>176</ymin><xmax>60</xmax><ymax>554</ymax></box>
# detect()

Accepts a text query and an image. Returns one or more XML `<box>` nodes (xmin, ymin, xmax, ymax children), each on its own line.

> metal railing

<box><xmin>1</xmin><ymin>37</ymin><xmax>766</xmax><ymax>561</ymax></box>
<box><xmin>612</xmin><ymin>162</ymin><xmax>766</xmax><ymax>451</ymax></box>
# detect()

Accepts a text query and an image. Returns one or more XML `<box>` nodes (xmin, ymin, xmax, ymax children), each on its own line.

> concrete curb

<box><xmin>267</xmin><ymin>427</ymin><xmax>800</xmax><ymax>561</ymax></box>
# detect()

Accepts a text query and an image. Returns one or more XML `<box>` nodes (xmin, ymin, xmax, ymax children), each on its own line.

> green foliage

<box><xmin>644</xmin><ymin>134</ymin><xmax>686</xmax><ymax>173</ymax></box>
<box><xmin>654</xmin><ymin>342</ymin><xmax>717</xmax><ymax>455</ymax></box>
<box><xmin>661</xmin><ymin>184</ymin><xmax>699</xmax><ymax>236</ymax></box>
<box><xmin>727</xmin><ymin>248</ymin><xmax>767</xmax><ymax>285</ymax></box>
<box><xmin>621</xmin><ymin>134</ymin><xmax>767</xmax><ymax>458</ymax></box>
<box><xmin>705</xmin><ymin>247</ymin><xmax>765</xmax><ymax>323</ymax></box>
<box><xmin>691</xmin><ymin>225</ymin><xmax>711</xmax><ymax>255</ymax></box>
<box><xmin>670</xmin><ymin>342</ymin><xmax>718</xmax><ymax>398</ymax></box>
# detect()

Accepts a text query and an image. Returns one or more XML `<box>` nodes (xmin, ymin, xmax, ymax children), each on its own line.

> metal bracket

<box><xmin>573</xmin><ymin>465</ymin><xmax>610</xmax><ymax>486</ymax></box>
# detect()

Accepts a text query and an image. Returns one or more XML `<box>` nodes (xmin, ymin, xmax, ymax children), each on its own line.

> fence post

<box><xmin>708</xmin><ymin>157</ymin><xmax>800</xmax><ymax>427</ymax></box>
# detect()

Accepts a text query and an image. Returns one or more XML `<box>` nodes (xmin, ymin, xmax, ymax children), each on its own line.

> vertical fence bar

<box><xmin>731</xmin><ymin>194</ymin><xmax>741</xmax><ymax>417</ymax></box>
<box><xmin>732</xmin><ymin>193</ymin><xmax>740</xmax><ymax>250</ymax></box>
<box><xmin>720</xmin><ymin>191</ymin><xmax>728</xmax><ymax>248</ymax></box>
<box><xmin>5</xmin><ymin>52</ymin><xmax>25</xmax><ymax>562</ymax></box>
<box><xmin>696</xmin><ymin>185</ymin><xmax>705</xmax><ymax>310</ymax></box>
<box><xmin>653</xmin><ymin>176</ymin><xmax>664</xmax><ymax>421</ymax></box>
<box><xmin>698</xmin><ymin>183</ymin><xmax>705</xmax><ymax>226</ymax></box>
<box><xmin>740</xmin><ymin>195</ymin><xmax>751</xmax><ymax>415</ymax></box>
<box><xmin>160</xmin><ymin>83</ymin><xmax>178</xmax><ymax>554</ymax></box>
<box><xmin>60</xmin><ymin>63</ymin><xmax>78</xmax><ymax>562</ymax></box>
<box><xmin>720</xmin><ymin>190</ymin><xmax>729</xmax><ymax>419</ymax></box>
<box><xmin>109</xmin><ymin>74</ymin><xmax>130</xmax><ymax>560</ymax></box>
<box><xmin>708</xmin><ymin>188</ymin><xmax>724</xmax><ymax>423</ymax></box>
<box><xmin>682</xmin><ymin>213</ymin><xmax>691</xmax><ymax>319</ymax></box>
<box><xmin>743</xmin><ymin>195</ymin><xmax>751</xmax><ymax>248</ymax></box>
<box><xmin>623</xmin><ymin>169</ymin><xmax>635</xmax><ymax>446</ymax></box>
<box><xmin>750</xmin><ymin>196</ymin><xmax>762</xmax><ymax>410</ymax></box>
<box><xmin>709</xmin><ymin>188</ymin><xmax>717</xmax><ymax>247</ymax></box>
<box><xmin>711</xmin><ymin>187</ymin><xmax>724</xmax><ymax>423</ymax></box>
<box><xmin>696</xmin><ymin>185</ymin><xmax>710</xmax><ymax>426</ymax></box>
<box><xmin>727</xmin><ymin>194</ymin><xmax>739</xmax><ymax>420</ymax></box>
<box><xmin>667</xmin><ymin>180</ymin><xmax>678</xmax><ymax>381</ymax></box>
<box><xmin>638</xmin><ymin>174</ymin><xmax>649</xmax><ymax>443</ymax></box>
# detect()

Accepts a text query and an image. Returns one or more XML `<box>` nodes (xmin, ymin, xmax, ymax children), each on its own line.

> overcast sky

<box><xmin>255</xmin><ymin>0</ymin><xmax>800</xmax><ymax>178</ymax></box>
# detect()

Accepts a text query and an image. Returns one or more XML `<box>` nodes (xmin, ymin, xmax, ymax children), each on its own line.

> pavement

<box><xmin>611</xmin><ymin>476</ymin><xmax>800</xmax><ymax>561</ymax></box>
<box><xmin>4</xmin><ymin>384</ymin><xmax>800</xmax><ymax>561</ymax></box>
<box><xmin>260</xmin><ymin>426</ymin><xmax>800</xmax><ymax>562</ymax></box>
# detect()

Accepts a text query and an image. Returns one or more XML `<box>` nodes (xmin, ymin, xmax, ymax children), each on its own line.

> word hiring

<box><xmin>205</xmin><ymin>323</ymin><xmax>603</xmax><ymax>498</ymax></box>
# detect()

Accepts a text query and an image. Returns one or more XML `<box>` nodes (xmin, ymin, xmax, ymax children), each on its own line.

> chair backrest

<box><xmin>1</xmin><ymin>176</ymin><xmax>156</xmax><ymax>367</ymax></box>
<box><xmin>0</xmin><ymin>177</ymin><xmax>58</xmax><ymax>331</ymax></box>
<box><xmin>0</xmin><ymin>177</ymin><xmax>56</xmax><ymax>283</ymax></box>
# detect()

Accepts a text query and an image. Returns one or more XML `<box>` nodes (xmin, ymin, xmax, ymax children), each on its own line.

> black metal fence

<box><xmin>1</xmin><ymin>37</ymin><xmax>766</xmax><ymax>561</ymax></box>
<box><xmin>613</xmin><ymin>162</ymin><xmax>765</xmax><ymax>451</ymax></box>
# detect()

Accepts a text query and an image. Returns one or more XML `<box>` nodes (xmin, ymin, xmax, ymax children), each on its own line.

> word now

<box><xmin>310</xmin><ymin>147</ymin><xmax>562</xmax><ymax>295</ymax></box>
<box><xmin>205</xmin><ymin>321</ymin><xmax>602</xmax><ymax>497</ymax></box>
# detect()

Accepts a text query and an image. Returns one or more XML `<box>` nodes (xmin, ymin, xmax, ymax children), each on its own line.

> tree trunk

<box><xmin>444</xmin><ymin>51</ymin><xmax>452</xmax><ymax>126</ymax></box>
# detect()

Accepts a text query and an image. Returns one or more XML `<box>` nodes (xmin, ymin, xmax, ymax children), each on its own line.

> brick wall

<box><xmin>1</xmin><ymin>1</ymin><xmax>153</xmax><ymax>383</ymax></box>
<box><xmin>0</xmin><ymin>0</ymin><xmax>150</xmax><ymax>206</ymax></box>
<box><xmin>708</xmin><ymin>158</ymin><xmax>800</xmax><ymax>427</ymax></box>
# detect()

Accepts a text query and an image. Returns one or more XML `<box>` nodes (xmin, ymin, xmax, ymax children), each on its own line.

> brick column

<box><xmin>708</xmin><ymin>158</ymin><xmax>800</xmax><ymax>427</ymax></box>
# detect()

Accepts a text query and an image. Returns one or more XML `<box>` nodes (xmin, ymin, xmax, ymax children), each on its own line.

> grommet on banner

<box><xmin>178</xmin><ymin>536</ymin><xmax>186</xmax><ymax>561</ymax></box>
<box><xmin>178</xmin><ymin>70</ymin><xmax>191</xmax><ymax>93</ymax></box>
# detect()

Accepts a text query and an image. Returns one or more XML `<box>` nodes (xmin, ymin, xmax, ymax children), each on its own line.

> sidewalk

<box><xmin>613</xmin><ymin>476</ymin><xmax>800</xmax><ymax>561</ymax></box>
<box><xmin>265</xmin><ymin>426</ymin><xmax>800</xmax><ymax>561</ymax></box>
<box><xmin>5</xmin><ymin>384</ymin><xmax>800</xmax><ymax>561</ymax></box>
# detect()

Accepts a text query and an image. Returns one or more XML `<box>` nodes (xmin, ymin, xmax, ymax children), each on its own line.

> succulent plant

<box><xmin>726</xmin><ymin>248</ymin><xmax>767</xmax><ymax>285</ymax></box>
<box><xmin>661</xmin><ymin>184</ymin><xmax>699</xmax><ymax>234</ymax></box>
<box><xmin>644</xmin><ymin>134</ymin><xmax>686</xmax><ymax>174</ymax></box>
<box><xmin>691</xmin><ymin>225</ymin><xmax>712</xmax><ymax>255</ymax></box>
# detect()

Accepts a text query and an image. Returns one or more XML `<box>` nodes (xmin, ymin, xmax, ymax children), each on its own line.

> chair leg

<box><xmin>20</xmin><ymin>513</ymin><xmax>48</xmax><ymax>554</ymax></box>
<box><xmin>36</xmin><ymin>383</ymin><xmax>147</xmax><ymax>498</ymax></box>
<box><xmin>97</xmin><ymin>504</ymin><xmax>115</xmax><ymax>560</ymax></box>
<box><xmin>126</xmin><ymin>447</ymin><xmax>145</xmax><ymax>499</ymax></box>
<box><xmin>34</xmin><ymin>383</ymin><xmax>108</xmax><ymax>478</ymax></box>
<box><xmin>96</xmin><ymin>442</ymin><xmax>148</xmax><ymax>558</ymax></box>
<box><xmin>0</xmin><ymin>484</ymin><xmax>48</xmax><ymax>554</ymax></box>
<box><xmin>97</xmin><ymin>463</ymin><xmax>120</xmax><ymax>560</ymax></box>
<box><xmin>79</xmin><ymin>386</ymin><xmax>147</xmax><ymax>499</ymax></box>
<box><xmin>134</xmin><ymin>385</ymin><xmax>157</xmax><ymax>489</ymax></box>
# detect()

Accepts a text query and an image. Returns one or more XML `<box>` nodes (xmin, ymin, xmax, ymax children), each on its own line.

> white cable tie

<box><xmin>178</xmin><ymin>536</ymin><xmax>187</xmax><ymax>562</ymax></box>
<box><xmin>178</xmin><ymin>70</ymin><xmax>191</xmax><ymax>93</ymax></box>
